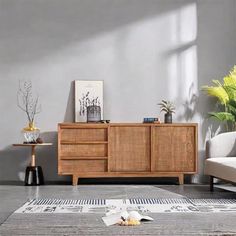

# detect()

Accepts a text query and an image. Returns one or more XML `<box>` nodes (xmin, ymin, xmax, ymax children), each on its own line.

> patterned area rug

<box><xmin>15</xmin><ymin>198</ymin><xmax>236</xmax><ymax>214</ymax></box>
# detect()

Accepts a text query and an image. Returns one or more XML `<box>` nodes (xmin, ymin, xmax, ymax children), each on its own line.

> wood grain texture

<box><xmin>72</xmin><ymin>174</ymin><xmax>78</xmax><ymax>186</ymax></box>
<box><xmin>58</xmin><ymin>172</ymin><xmax>186</xmax><ymax>178</ymax></box>
<box><xmin>60</xmin><ymin>144</ymin><xmax>107</xmax><ymax>157</ymax></box>
<box><xmin>58</xmin><ymin>123</ymin><xmax>197</xmax><ymax>185</ymax></box>
<box><xmin>61</xmin><ymin>128</ymin><xmax>107</xmax><ymax>142</ymax></box>
<box><xmin>109</xmin><ymin>126</ymin><xmax>151</xmax><ymax>172</ymax></box>
<box><xmin>61</xmin><ymin>141</ymin><xmax>108</xmax><ymax>144</ymax></box>
<box><xmin>60</xmin><ymin>160</ymin><xmax>107</xmax><ymax>172</ymax></box>
<box><xmin>151</xmin><ymin>126</ymin><xmax>197</xmax><ymax>172</ymax></box>
<box><xmin>61</xmin><ymin>156</ymin><xmax>108</xmax><ymax>160</ymax></box>
<box><xmin>178</xmin><ymin>173</ymin><xmax>184</xmax><ymax>185</ymax></box>
<box><xmin>59</xmin><ymin>123</ymin><xmax>108</xmax><ymax>129</ymax></box>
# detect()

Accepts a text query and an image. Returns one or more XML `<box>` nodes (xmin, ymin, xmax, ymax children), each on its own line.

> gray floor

<box><xmin>0</xmin><ymin>184</ymin><xmax>236</xmax><ymax>235</ymax></box>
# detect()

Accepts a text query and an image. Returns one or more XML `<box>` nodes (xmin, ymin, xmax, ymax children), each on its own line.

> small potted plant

<box><xmin>158</xmin><ymin>100</ymin><xmax>175</xmax><ymax>123</ymax></box>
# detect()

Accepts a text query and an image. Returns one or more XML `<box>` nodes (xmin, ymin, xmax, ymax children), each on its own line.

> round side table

<box><xmin>13</xmin><ymin>143</ymin><xmax>52</xmax><ymax>186</ymax></box>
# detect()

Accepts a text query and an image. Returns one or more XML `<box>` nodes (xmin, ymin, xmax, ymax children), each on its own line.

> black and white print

<box><xmin>75</xmin><ymin>80</ymin><xmax>103</xmax><ymax>122</ymax></box>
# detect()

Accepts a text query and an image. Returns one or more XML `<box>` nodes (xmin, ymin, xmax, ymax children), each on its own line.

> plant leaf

<box><xmin>223</xmin><ymin>76</ymin><xmax>236</xmax><ymax>87</ymax></box>
<box><xmin>223</xmin><ymin>85</ymin><xmax>236</xmax><ymax>101</ymax></box>
<box><xmin>160</xmin><ymin>107</ymin><xmax>168</xmax><ymax>113</ymax></box>
<box><xmin>202</xmin><ymin>85</ymin><xmax>229</xmax><ymax>105</ymax></box>
<box><xmin>212</xmin><ymin>80</ymin><xmax>222</xmax><ymax>87</ymax></box>
<box><xmin>227</xmin><ymin>100</ymin><xmax>236</xmax><ymax>116</ymax></box>
<box><xmin>208</xmin><ymin>112</ymin><xmax>235</xmax><ymax>122</ymax></box>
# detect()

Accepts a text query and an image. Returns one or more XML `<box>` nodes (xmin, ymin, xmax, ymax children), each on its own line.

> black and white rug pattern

<box><xmin>15</xmin><ymin>198</ymin><xmax>236</xmax><ymax>214</ymax></box>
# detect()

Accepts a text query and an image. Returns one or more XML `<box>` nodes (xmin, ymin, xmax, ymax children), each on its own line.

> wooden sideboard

<box><xmin>58</xmin><ymin>123</ymin><xmax>198</xmax><ymax>185</ymax></box>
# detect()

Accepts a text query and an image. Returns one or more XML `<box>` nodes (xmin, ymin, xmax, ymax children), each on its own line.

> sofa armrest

<box><xmin>206</xmin><ymin>131</ymin><xmax>236</xmax><ymax>158</ymax></box>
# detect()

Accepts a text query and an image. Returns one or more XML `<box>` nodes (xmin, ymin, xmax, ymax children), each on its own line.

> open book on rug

<box><xmin>102</xmin><ymin>210</ymin><xmax>154</xmax><ymax>226</ymax></box>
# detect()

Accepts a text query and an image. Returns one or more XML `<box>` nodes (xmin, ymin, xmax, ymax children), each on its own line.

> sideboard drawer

<box><xmin>61</xmin><ymin>128</ymin><xmax>107</xmax><ymax>142</ymax></box>
<box><xmin>60</xmin><ymin>160</ymin><xmax>107</xmax><ymax>172</ymax></box>
<box><xmin>60</xmin><ymin>144</ymin><xmax>107</xmax><ymax>157</ymax></box>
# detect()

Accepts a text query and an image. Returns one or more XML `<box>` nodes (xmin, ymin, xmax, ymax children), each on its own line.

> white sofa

<box><xmin>205</xmin><ymin>131</ymin><xmax>236</xmax><ymax>191</ymax></box>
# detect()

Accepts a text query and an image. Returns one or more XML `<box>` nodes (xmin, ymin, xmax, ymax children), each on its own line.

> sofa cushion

<box><xmin>207</xmin><ymin>132</ymin><xmax>236</xmax><ymax>158</ymax></box>
<box><xmin>205</xmin><ymin>157</ymin><xmax>236</xmax><ymax>183</ymax></box>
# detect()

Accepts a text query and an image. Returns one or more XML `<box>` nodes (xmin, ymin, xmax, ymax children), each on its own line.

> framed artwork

<box><xmin>75</xmin><ymin>80</ymin><xmax>103</xmax><ymax>122</ymax></box>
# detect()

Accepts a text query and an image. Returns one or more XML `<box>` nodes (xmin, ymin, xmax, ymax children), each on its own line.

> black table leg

<box><xmin>25</xmin><ymin>166</ymin><xmax>44</xmax><ymax>186</ymax></box>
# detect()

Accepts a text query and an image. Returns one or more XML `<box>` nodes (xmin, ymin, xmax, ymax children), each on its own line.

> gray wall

<box><xmin>0</xmin><ymin>0</ymin><xmax>236</xmax><ymax>183</ymax></box>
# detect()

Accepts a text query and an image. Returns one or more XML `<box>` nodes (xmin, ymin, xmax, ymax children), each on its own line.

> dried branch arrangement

<box><xmin>79</xmin><ymin>91</ymin><xmax>100</xmax><ymax>116</ymax></box>
<box><xmin>17</xmin><ymin>80</ymin><xmax>41</xmax><ymax>123</ymax></box>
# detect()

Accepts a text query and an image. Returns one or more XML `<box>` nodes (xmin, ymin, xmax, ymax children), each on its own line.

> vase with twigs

<box><xmin>17</xmin><ymin>80</ymin><xmax>42</xmax><ymax>143</ymax></box>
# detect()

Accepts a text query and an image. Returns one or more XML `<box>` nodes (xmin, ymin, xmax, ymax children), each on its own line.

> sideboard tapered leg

<box><xmin>178</xmin><ymin>174</ymin><xmax>184</xmax><ymax>185</ymax></box>
<box><xmin>72</xmin><ymin>175</ymin><xmax>78</xmax><ymax>186</ymax></box>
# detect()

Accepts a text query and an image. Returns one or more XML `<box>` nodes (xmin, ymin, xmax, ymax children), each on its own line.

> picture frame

<box><xmin>75</xmin><ymin>80</ymin><xmax>103</xmax><ymax>122</ymax></box>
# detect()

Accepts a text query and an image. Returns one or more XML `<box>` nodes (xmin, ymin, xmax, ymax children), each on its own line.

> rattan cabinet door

<box><xmin>151</xmin><ymin>126</ymin><xmax>196</xmax><ymax>172</ymax></box>
<box><xmin>109</xmin><ymin>126</ymin><xmax>151</xmax><ymax>172</ymax></box>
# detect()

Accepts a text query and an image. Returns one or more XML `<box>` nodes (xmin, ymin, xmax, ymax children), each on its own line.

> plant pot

<box><xmin>164</xmin><ymin>113</ymin><xmax>172</xmax><ymax>123</ymax></box>
<box><xmin>87</xmin><ymin>105</ymin><xmax>101</xmax><ymax>122</ymax></box>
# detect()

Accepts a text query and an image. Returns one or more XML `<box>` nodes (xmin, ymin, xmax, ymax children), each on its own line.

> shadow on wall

<box><xmin>179</xmin><ymin>85</ymin><xmax>226</xmax><ymax>183</ymax></box>
<box><xmin>64</xmin><ymin>81</ymin><xmax>75</xmax><ymax>122</ymax></box>
<box><xmin>0</xmin><ymin>0</ymin><xmax>195</xmax><ymax>65</ymax></box>
<box><xmin>197</xmin><ymin>91</ymin><xmax>224</xmax><ymax>145</ymax></box>
<box><xmin>178</xmin><ymin>82</ymin><xmax>198</xmax><ymax>122</ymax></box>
<box><xmin>37</xmin><ymin>132</ymin><xmax>70</xmax><ymax>182</ymax></box>
<box><xmin>0</xmin><ymin>145</ymin><xmax>28</xmax><ymax>183</ymax></box>
<box><xmin>179</xmin><ymin>83</ymin><xmax>220</xmax><ymax>138</ymax></box>
<box><xmin>196</xmin><ymin>150</ymin><xmax>208</xmax><ymax>183</ymax></box>
<box><xmin>0</xmin><ymin>132</ymin><xmax>70</xmax><ymax>183</ymax></box>
<box><xmin>176</xmin><ymin>83</ymin><xmax>220</xmax><ymax>183</ymax></box>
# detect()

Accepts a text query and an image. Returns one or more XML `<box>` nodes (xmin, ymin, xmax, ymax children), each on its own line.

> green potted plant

<box><xmin>202</xmin><ymin>65</ymin><xmax>236</xmax><ymax>131</ymax></box>
<box><xmin>158</xmin><ymin>100</ymin><xmax>175</xmax><ymax>123</ymax></box>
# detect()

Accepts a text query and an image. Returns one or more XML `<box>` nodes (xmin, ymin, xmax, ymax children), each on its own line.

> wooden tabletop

<box><xmin>13</xmin><ymin>143</ymin><xmax>53</xmax><ymax>147</ymax></box>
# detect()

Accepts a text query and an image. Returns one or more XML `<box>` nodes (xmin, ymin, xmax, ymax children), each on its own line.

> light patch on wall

<box><xmin>167</xmin><ymin>54</ymin><xmax>178</xmax><ymax>99</ymax></box>
<box><xmin>180</xmin><ymin>45</ymin><xmax>198</xmax><ymax>99</ymax></box>
<box><xmin>166</xmin><ymin>3</ymin><xmax>198</xmax><ymax>123</ymax></box>
<box><xmin>179</xmin><ymin>3</ymin><xmax>197</xmax><ymax>44</ymax></box>
<box><xmin>167</xmin><ymin>44</ymin><xmax>198</xmax><ymax>104</ymax></box>
<box><xmin>179</xmin><ymin>45</ymin><xmax>198</xmax><ymax>121</ymax></box>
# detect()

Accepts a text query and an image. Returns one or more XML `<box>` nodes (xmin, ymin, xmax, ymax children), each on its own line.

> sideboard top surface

<box><xmin>59</xmin><ymin>122</ymin><xmax>198</xmax><ymax>128</ymax></box>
